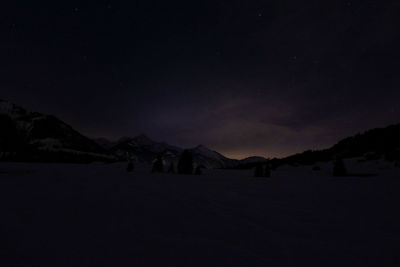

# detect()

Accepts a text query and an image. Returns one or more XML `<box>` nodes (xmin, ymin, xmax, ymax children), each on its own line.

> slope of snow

<box><xmin>0</xmin><ymin>161</ymin><xmax>399</xmax><ymax>266</ymax></box>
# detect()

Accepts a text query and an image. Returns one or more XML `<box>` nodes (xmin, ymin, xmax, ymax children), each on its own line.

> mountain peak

<box><xmin>0</xmin><ymin>100</ymin><xmax>28</xmax><ymax>118</ymax></box>
<box><xmin>134</xmin><ymin>133</ymin><xmax>151</xmax><ymax>140</ymax></box>
<box><xmin>191</xmin><ymin>144</ymin><xmax>225</xmax><ymax>159</ymax></box>
<box><xmin>194</xmin><ymin>144</ymin><xmax>209</xmax><ymax>150</ymax></box>
<box><xmin>131</xmin><ymin>134</ymin><xmax>154</xmax><ymax>145</ymax></box>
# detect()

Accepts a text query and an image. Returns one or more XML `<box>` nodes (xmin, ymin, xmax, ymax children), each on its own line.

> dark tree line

<box><xmin>254</xmin><ymin>163</ymin><xmax>271</xmax><ymax>177</ymax></box>
<box><xmin>167</xmin><ymin>162</ymin><xmax>175</xmax><ymax>173</ymax></box>
<box><xmin>0</xmin><ymin>114</ymin><xmax>26</xmax><ymax>153</ymax></box>
<box><xmin>152</xmin><ymin>155</ymin><xmax>164</xmax><ymax>173</ymax></box>
<box><xmin>150</xmin><ymin>150</ymin><xmax>200</xmax><ymax>175</ymax></box>
<box><xmin>333</xmin><ymin>157</ymin><xmax>347</xmax><ymax>176</ymax></box>
<box><xmin>177</xmin><ymin>150</ymin><xmax>194</xmax><ymax>174</ymax></box>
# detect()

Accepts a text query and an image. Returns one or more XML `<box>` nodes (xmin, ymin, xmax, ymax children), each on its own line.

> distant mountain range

<box><xmin>0</xmin><ymin>99</ymin><xmax>266</xmax><ymax>167</ymax></box>
<box><xmin>1</xmin><ymin>99</ymin><xmax>399</xmax><ymax>167</ymax></box>
<box><xmin>94</xmin><ymin>135</ymin><xmax>241</xmax><ymax>169</ymax></box>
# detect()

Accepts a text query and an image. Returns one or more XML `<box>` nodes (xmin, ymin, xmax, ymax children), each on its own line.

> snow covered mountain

<box><xmin>109</xmin><ymin>134</ymin><xmax>183</xmax><ymax>164</ymax></box>
<box><xmin>0</xmin><ymin>99</ymin><xmax>111</xmax><ymax>162</ymax></box>
<box><xmin>93</xmin><ymin>138</ymin><xmax>116</xmax><ymax>150</ymax></box>
<box><xmin>102</xmin><ymin>136</ymin><xmax>239</xmax><ymax>169</ymax></box>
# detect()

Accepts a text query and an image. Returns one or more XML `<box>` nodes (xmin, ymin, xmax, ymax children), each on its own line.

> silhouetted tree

<box><xmin>167</xmin><ymin>162</ymin><xmax>175</xmax><ymax>173</ymax></box>
<box><xmin>126</xmin><ymin>152</ymin><xmax>134</xmax><ymax>172</ymax></box>
<box><xmin>264</xmin><ymin>164</ymin><xmax>271</xmax><ymax>177</ymax></box>
<box><xmin>384</xmin><ymin>149</ymin><xmax>400</xmax><ymax>162</ymax></box>
<box><xmin>333</xmin><ymin>157</ymin><xmax>347</xmax><ymax>176</ymax></box>
<box><xmin>254</xmin><ymin>164</ymin><xmax>263</xmax><ymax>177</ymax></box>
<box><xmin>364</xmin><ymin>152</ymin><xmax>381</xmax><ymax>161</ymax></box>
<box><xmin>194</xmin><ymin>166</ymin><xmax>203</xmax><ymax>175</ymax></box>
<box><xmin>395</xmin><ymin>161</ymin><xmax>400</xmax><ymax>168</ymax></box>
<box><xmin>312</xmin><ymin>165</ymin><xmax>321</xmax><ymax>171</ymax></box>
<box><xmin>177</xmin><ymin>150</ymin><xmax>193</xmax><ymax>174</ymax></box>
<box><xmin>0</xmin><ymin>114</ymin><xmax>23</xmax><ymax>152</ymax></box>
<box><xmin>152</xmin><ymin>155</ymin><xmax>164</xmax><ymax>173</ymax></box>
<box><xmin>126</xmin><ymin>160</ymin><xmax>134</xmax><ymax>172</ymax></box>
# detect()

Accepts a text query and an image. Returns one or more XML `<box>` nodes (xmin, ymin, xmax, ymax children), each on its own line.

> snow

<box><xmin>30</xmin><ymin>138</ymin><xmax>63</xmax><ymax>150</ymax></box>
<box><xmin>0</xmin><ymin>160</ymin><xmax>399</xmax><ymax>266</ymax></box>
<box><xmin>0</xmin><ymin>100</ymin><xmax>23</xmax><ymax>118</ymax></box>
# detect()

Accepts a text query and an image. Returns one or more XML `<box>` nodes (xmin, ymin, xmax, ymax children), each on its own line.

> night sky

<box><xmin>1</xmin><ymin>0</ymin><xmax>399</xmax><ymax>159</ymax></box>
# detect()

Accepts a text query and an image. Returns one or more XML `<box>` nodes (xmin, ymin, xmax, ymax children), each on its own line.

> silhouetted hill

<box><xmin>273</xmin><ymin>123</ymin><xmax>400</xmax><ymax>167</ymax></box>
<box><xmin>330</xmin><ymin>124</ymin><xmax>400</xmax><ymax>158</ymax></box>
<box><xmin>233</xmin><ymin>156</ymin><xmax>269</xmax><ymax>169</ymax></box>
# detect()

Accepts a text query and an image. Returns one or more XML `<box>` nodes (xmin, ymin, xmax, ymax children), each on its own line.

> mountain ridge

<box><xmin>99</xmin><ymin>134</ymin><xmax>246</xmax><ymax>169</ymax></box>
<box><xmin>2</xmin><ymin>99</ymin><xmax>399</xmax><ymax>168</ymax></box>
<box><xmin>0</xmin><ymin>100</ymin><xmax>265</xmax><ymax>167</ymax></box>
<box><xmin>0</xmin><ymin>99</ymin><xmax>111</xmax><ymax>162</ymax></box>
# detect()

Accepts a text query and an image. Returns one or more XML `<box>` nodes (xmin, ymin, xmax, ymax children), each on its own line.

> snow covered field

<box><xmin>1</xmin><ymin>160</ymin><xmax>399</xmax><ymax>266</ymax></box>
